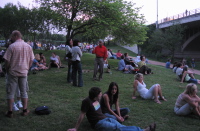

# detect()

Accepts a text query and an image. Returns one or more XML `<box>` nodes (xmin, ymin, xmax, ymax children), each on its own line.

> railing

<box><xmin>158</xmin><ymin>7</ymin><xmax>200</xmax><ymax>24</ymax></box>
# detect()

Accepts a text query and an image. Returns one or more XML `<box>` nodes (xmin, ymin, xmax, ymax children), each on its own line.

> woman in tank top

<box><xmin>132</xmin><ymin>73</ymin><xmax>167</xmax><ymax>104</ymax></box>
<box><xmin>174</xmin><ymin>83</ymin><xmax>200</xmax><ymax>116</ymax></box>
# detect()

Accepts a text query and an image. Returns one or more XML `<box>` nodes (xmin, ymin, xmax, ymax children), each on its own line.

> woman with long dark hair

<box><xmin>100</xmin><ymin>82</ymin><xmax>129</xmax><ymax>123</ymax></box>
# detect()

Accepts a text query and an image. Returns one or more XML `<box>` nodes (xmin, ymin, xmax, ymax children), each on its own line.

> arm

<box><xmin>132</xmin><ymin>80</ymin><xmax>138</xmax><ymax>99</ymax></box>
<box><xmin>103</xmin><ymin>48</ymin><xmax>108</xmax><ymax>60</ymax></box>
<box><xmin>67</xmin><ymin>111</ymin><xmax>86</xmax><ymax>131</ymax></box>
<box><xmin>115</xmin><ymin>99</ymin><xmax>124</xmax><ymax>122</ymax></box>
<box><xmin>103</xmin><ymin>94</ymin><xmax>123</xmax><ymax>122</ymax></box>
<box><xmin>182</xmin><ymin>94</ymin><xmax>199</xmax><ymax>108</ymax></box>
<box><xmin>180</xmin><ymin>71</ymin><xmax>187</xmax><ymax>83</ymax></box>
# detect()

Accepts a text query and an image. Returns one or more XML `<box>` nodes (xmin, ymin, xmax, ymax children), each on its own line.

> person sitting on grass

<box><xmin>39</xmin><ymin>52</ymin><xmax>47</xmax><ymax>66</ymax></box>
<box><xmin>67</xmin><ymin>87</ymin><xmax>156</xmax><ymax>131</ymax></box>
<box><xmin>100</xmin><ymin>82</ymin><xmax>130</xmax><ymax>123</ymax></box>
<box><xmin>137</xmin><ymin>55</ymin><xmax>152</xmax><ymax>75</ymax></box>
<box><xmin>180</xmin><ymin>66</ymin><xmax>200</xmax><ymax>84</ymax></box>
<box><xmin>118</xmin><ymin>55</ymin><xmax>135</xmax><ymax>74</ymax></box>
<box><xmin>174</xmin><ymin>83</ymin><xmax>200</xmax><ymax>116</ymax></box>
<box><xmin>30</xmin><ymin>54</ymin><xmax>48</xmax><ymax>71</ymax></box>
<box><xmin>116</xmin><ymin>50</ymin><xmax>122</xmax><ymax>60</ymax></box>
<box><xmin>165</xmin><ymin>59</ymin><xmax>171</xmax><ymax>69</ymax></box>
<box><xmin>132</xmin><ymin>73</ymin><xmax>167</xmax><ymax>104</ymax></box>
<box><xmin>49</xmin><ymin>52</ymin><xmax>61</xmax><ymax>68</ymax></box>
<box><xmin>176</xmin><ymin>63</ymin><xmax>195</xmax><ymax>81</ymax></box>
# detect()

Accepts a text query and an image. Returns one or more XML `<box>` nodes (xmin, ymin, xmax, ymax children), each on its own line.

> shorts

<box><xmin>6</xmin><ymin>73</ymin><xmax>29</xmax><ymax>99</ymax></box>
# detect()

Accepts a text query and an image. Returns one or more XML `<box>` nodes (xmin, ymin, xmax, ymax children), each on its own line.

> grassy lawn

<box><xmin>0</xmin><ymin>46</ymin><xmax>200</xmax><ymax>131</ymax></box>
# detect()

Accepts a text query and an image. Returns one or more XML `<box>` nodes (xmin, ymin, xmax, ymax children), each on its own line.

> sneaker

<box><xmin>16</xmin><ymin>101</ymin><xmax>23</xmax><ymax>108</ymax></box>
<box><xmin>21</xmin><ymin>110</ymin><xmax>30</xmax><ymax>116</ymax></box>
<box><xmin>5</xmin><ymin>111</ymin><xmax>13</xmax><ymax>118</ymax></box>
<box><xmin>13</xmin><ymin>103</ymin><xmax>19</xmax><ymax>111</ymax></box>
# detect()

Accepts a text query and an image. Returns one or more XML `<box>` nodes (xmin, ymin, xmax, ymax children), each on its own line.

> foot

<box><xmin>5</xmin><ymin>111</ymin><xmax>13</xmax><ymax>118</ymax></box>
<box><xmin>144</xmin><ymin>122</ymin><xmax>156</xmax><ymax>131</ymax></box>
<box><xmin>160</xmin><ymin>97</ymin><xmax>167</xmax><ymax>101</ymax></box>
<box><xmin>123</xmin><ymin>115</ymin><xmax>129</xmax><ymax>120</ymax></box>
<box><xmin>16</xmin><ymin>101</ymin><xmax>23</xmax><ymax>108</ymax></box>
<box><xmin>13</xmin><ymin>103</ymin><xmax>19</xmax><ymax>111</ymax></box>
<box><xmin>154</xmin><ymin>99</ymin><xmax>162</xmax><ymax>104</ymax></box>
<box><xmin>21</xmin><ymin>110</ymin><xmax>30</xmax><ymax>116</ymax></box>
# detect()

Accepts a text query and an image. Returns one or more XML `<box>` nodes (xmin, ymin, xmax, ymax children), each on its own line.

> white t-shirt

<box><xmin>176</xmin><ymin>67</ymin><xmax>183</xmax><ymax>76</ymax></box>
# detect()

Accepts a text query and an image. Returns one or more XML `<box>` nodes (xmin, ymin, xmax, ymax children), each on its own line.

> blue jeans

<box><xmin>67</xmin><ymin>59</ymin><xmax>72</xmax><ymax>83</ymax></box>
<box><xmin>95</xmin><ymin>118</ymin><xmax>143</xmax><ymax>131</ymax></box>
<box><xmin>104</xmin><ymin>108</ymin><xmax>130</xmax><ymax>120</ymax></box>
<box><xmin>72</xmin><ymin>61</ymin><xmax>83</xmax><ymax>87</ymax></box>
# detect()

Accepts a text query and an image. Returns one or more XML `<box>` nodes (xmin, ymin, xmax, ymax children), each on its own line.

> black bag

<box><xmin>35</xmin><ymin>106</ymin><xmax>51</xmax><ymax>115</ymax></box>
<box><xmin>66</xmin><ymin>52</ymin><xmax>72</xmax><ymax>59</ymax></box>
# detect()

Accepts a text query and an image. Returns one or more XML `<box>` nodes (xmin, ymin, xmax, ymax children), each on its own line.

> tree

<box><xmin>150</xmin><ymin>24</ymin><xmax>186</xmax><ymax>62</ymax></box>
<box><xmin>38</xmin><ymin>0</ymin><xmax>147</xmax><ymax>44</ymax></box>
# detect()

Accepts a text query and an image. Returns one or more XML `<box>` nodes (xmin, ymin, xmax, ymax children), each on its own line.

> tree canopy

<box><xmin>38</xmin><ymin>0</ymin><xmax>147</xmax><ymax>44</ymax></box>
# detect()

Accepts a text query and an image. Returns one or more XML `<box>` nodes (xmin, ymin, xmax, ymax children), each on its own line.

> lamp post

<box><xmin>156</xmin><ymin>0</ymin><xmax>158</xmax><ymax>29</ymax></box>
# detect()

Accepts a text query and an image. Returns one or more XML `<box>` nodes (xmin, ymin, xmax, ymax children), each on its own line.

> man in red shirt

<box><xmin>92</xmin><ymin>40</ymin><xmax>107</xmax><ymax>81</ymax></box>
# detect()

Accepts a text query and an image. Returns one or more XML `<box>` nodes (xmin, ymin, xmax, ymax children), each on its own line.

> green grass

<box><xmin>1</xmin><ymin>47</ymin><xmax>200</xmax><ymax>131</ymax></box>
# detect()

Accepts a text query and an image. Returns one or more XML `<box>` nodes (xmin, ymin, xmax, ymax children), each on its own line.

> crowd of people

<box><xmin>1</xmin><ymin>30</ymin><xmax>200</xmax><ymax>131</ymax></box>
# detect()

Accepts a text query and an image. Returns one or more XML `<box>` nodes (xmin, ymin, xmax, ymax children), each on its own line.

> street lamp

<box><xmin>156</xmin><ymin>0</ymin><xmax>158</xmax><ymax>29</ymax></box>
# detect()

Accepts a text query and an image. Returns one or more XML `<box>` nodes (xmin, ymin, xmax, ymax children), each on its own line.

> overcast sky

<box><xmin>1</xmin><ymin>0</ymin><xmax>200</xmax><ymax>24</ymax></box>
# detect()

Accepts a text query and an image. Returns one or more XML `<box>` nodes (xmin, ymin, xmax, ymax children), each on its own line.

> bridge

<box><xmin>157</xmin><ymin>8</ymin><xmax>200</xmax><ymax>59</ymax></box>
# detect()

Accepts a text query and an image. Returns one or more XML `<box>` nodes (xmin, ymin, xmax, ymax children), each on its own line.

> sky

<box><xmin>0</xmin><ymin>0</ymin><xmax>200</xmax><ymax>24</ymax></box>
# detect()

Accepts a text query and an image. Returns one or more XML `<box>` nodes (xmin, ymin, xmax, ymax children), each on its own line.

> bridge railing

<box><xmin>158</xmin><ymin>8</ymin><xmax>200</xmax><ymax>24</ymax></box>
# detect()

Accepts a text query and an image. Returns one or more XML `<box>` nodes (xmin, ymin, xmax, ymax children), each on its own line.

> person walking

<box><xmin>3</xmin><ymin>30</ymin><xmax>34</xmax><ymax>118</ymax></box>
<box><xmin>92</xmin><ymin>39</ymin><xmax>107</xmax><ymax>81</ymax></box>
<box><xmin>71</xmin><ymin>39</ymin><xmax>83</xmax><ymax>87</ymax></box>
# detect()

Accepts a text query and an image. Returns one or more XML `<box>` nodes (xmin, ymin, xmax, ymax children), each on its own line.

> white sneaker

<box><xmin>13</xmin><ymin>103</ymin><xmax>19</xmax><ymax>111</ymax></box>
<box><xmin>16</xmin><ymin>101</ymin><xmax>23</xmax><ymax>108</ymax></box>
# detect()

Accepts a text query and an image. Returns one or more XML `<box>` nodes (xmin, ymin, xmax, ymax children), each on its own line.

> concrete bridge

<box><xmin>157</xmin><ymin>8</ymin><xmax>200</xmax><ymax>59</ymax></box>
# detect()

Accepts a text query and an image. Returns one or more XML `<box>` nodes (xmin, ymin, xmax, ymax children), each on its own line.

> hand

<box><xmin>132</xmin><ymin>96</ymin><xmax>137</xmax><ymax>99</ymax></box>
<box><xmin>117</xmin><ymin>116</ymin><xmax>124</xmax><ymax>123</ymax></box>
<box><xmin>67</xmin><ymin>128</ymin><xmax>77</xmax><ymax>131</ymax></box>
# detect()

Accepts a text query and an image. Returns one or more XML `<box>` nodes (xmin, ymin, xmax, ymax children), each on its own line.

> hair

<box><xmin>182</xmin><ymin>66</ymin><xmax>188</xmax><ymax>75</ymax></box>
<box><xmin>73</xmin><ymin>39</ymin><xmax>79</xmax><ymax>46</ymax></box>
<box><xmin>66</xmin><ymin>38</ymin><xmax>72</xmax><ymax>47</ymax></box>
<box><xmin>140</xmin><ymin>55</ymin><xmax>145</xmax><ymax>61</ymax></box>
<box><xmin>99</xmin><ymin>39</ymin><xmax>104</xmax><ymax>43</ymax></box>
<box><xmin>121</xmin><ymin>55</ymin><xmax>124</xmax><ymax>59</ymax></box>
<box><xmin>117</xmin><ymin>50</ymin><xmax>120</xmax><ymax>52</ymax></box>
<box><xmin>106</xmin><ymin>82</ymin><xmax>119</xmax><ymax>104</ymax></box>
<box><xmin>11</xmin><ymin>30</ymin><xmax>22</xmax><ymax>40</ymax></box>
<box><xmin>184</xmin><ymin>83</ymin><xmax>197</xmax><ymax>96</ymax></box>
<box><xmin>89</xmin><ymin>87</ymin><xmax>101</xmax><ymax>99</ymax></box>
<box><xmin>124</xmin><ymin>53</ymin><xmax>128</xmax><ymax>57</ymax></box>
<box><xmin>35</xmin><ymin>54</ymin><xmax>40</xmax><ymax>61</ymax></box>
<box><xmin>177</xmin><ymin>63</ymin><xmax>183</xmax><ymax>68</ymax></box>
<box><xmin>134</xmin><ymin>73</ymin><xmax>143</xmax><ymax>80</ymax></box>
<box><xmin>39</xmin><ymin>52</ymin><xmax>43</xmax><ymax>56</ymax></box>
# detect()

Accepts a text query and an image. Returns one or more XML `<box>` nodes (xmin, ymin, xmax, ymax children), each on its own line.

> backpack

<box><xmin>35</xmin><ymin>106</ymin><xmax>51</xmax><ymax>115</ymax></box>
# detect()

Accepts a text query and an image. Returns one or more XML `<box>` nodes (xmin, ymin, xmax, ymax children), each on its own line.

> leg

<box><xmin>72</xmin><ymin>61</ymin><xmax>77</xmax><ymax>86</ymax></box>
<box><xmin>67</xmin><ymin>59</ymin><xmax>72</xmax><ymax>83</ymax></box>
<box><xmin>153</xmin><ymin>85</ymin><xmax>161</xmax><ymax>104</ymax></box>
<box><xmin>77</xmin><ymin>62</ymin><xmax>83</xmax><ymax>87</ymax></box>
<box><xmin>157</xmin><ymin>85</ymin><xmax>167</xmax><ymax>101</ymax></box>
<box><xmin>93</xmin><ymin>58</ymin><xmax>98</xmax><ymax>79</ymax></box>
<box><xmin>18</xmin><ymin>76</ymin><xmax>29</xmax><ymax>112</ymax></box>
<box><xmin>98</xmin><ymin>58</ymin><xmax>104</xmax><ymax>79</ymax></box>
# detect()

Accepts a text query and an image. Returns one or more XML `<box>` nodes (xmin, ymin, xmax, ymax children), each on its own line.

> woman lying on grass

<box><xmin>174</xmin><ymin>83</ymin><xmax>200</xmax><ymax>116</ymax></box>
<box><xmin>100</xmin><ymin>82</ymin><xmax>130</xmax><ymax>123</ymax></box>
<box><xmin>132</xmin><ymin>73</ymin><xmax>167</xmax><ymax>104</ymax></box>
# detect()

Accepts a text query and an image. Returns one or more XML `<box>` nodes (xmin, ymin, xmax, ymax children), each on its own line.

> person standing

<box><xmin>71</xmin><ymin>39</ymin><xmax>83</xmax><ymax>87</ymax></box>
<box><xmin>65</xmin><ymin>39</ymin><xmax>73</xmax><ymax>83</ymax></box>
<box><xmin>92</xmin><ymin>39</ymin><xmax>107</xmax><ymax>81</ymax></box>
<box><xmin>3</xmin><ymin>30</ymin><xmax>34</xmax><ymax>118</ymax></box>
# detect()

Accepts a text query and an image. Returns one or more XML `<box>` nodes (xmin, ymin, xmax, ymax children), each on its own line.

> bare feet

<box><xmin>154</xmin><ymin>99</ymin><xmax>162</xmax><ymax>104</ymax></box>
<box><xmin>144</xmin><ymin>122</ymin><xmax>156</xmax><ymax>131</ymax></box>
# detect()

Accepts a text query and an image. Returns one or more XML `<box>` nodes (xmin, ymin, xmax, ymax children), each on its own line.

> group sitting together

<box><xmin>30</xmin><ymin>52</ymin><xmax>62</xmax><ymax>73</ymax></box>
<box><xmin>117</xmin><ymin>53</ymin><xmax>152</xmax><ymax>75</ymax></box>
